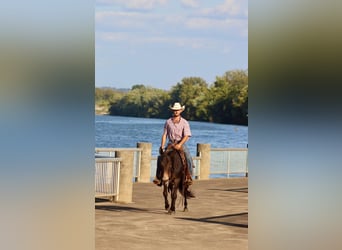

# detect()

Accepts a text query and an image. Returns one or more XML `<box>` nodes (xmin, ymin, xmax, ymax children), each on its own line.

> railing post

<box><xmin>197</xmin><ymin>143</ymin><xmax>211</xmax><ymax>180</ymax></box>
<box><xmin>136</xmin><ymin>142</ymin><xmax>152</xmax><ymax>183</ymax></box>
<box><xmin>116</xmin><ymin>150</ymin><xmax>134</xmax><ymax>203</ymax></box>
<box><xmin>246</xmin><ymin>144</ymin><xmax>248</xmax><ymax>177</ymax></box>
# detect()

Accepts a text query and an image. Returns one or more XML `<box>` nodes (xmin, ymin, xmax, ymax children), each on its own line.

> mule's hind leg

<box><xmin>183</xmin><ymin>184</ymin><xmax>189</xmax><ymax>212</ymax></box>
<box><xmin>183</xmin><ymin>197</ymin><xmax>188</xmax><ymax>212</ymax></box>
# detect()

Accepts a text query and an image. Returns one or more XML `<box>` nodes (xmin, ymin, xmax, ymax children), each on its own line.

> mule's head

<box><xmin>158</xmin><ymin>152</ymin><xmax>172</xmax><ymax>182</ymax></box>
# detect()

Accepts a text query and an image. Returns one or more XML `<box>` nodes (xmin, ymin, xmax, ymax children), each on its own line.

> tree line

<box><xmin>95</xmin><ymin>69</ymin><xmax>248</xmax><ymax>125</ymax></box>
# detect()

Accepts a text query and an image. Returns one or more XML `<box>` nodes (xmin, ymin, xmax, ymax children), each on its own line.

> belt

<box><xmin>169</xmin><ymin>140</ymin><xmax>181</xmax><ymax>144</ymax></box>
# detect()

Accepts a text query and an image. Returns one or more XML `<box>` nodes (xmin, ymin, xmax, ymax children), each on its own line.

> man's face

<box><xmin>173</xmin><ymin>110</ymin><xmax>182</xmax><ymax>117</ymax></box>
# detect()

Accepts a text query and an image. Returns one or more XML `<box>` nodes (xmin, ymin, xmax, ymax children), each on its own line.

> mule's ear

<box><xmin>159</xmin><ymin>147</ymin><xmax>164</xmax><ymax>155</ymax></box>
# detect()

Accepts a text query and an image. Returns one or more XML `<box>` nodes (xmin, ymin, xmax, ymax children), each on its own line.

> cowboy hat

<box><xmin>169</xmin><ymin>102</ymin><xmax>185</xmax><ymax>111</ymax></box>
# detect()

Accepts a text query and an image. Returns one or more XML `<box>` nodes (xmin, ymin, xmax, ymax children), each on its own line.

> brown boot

<box><xmin>153</xmin><ymin>177</ymin><xmax>161</xmax><ymax>186</ymax></box>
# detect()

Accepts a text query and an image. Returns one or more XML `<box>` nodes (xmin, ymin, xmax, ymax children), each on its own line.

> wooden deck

<box><xmin>95</xmin><ymin>178</ymin><xmax>248</xmax><ymax>250</ymax></box>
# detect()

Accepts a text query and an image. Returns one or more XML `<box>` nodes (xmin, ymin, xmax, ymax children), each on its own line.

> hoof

<box><xmin>167</xmin><ymin>210</ymin><xmax>175</xmax><ymax>215</ymax></box>
<box><xmin>183</xmin><ymin>207</ymin><xmax>188</xmax><ymax>212</ymax></box>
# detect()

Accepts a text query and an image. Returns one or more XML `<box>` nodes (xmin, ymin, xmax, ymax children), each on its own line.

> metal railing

<box><xmin>95</xmin><ymin>157</ymin><xmax>121</xmax><ymax>201</ymax></box>
<box><xmin>95</xmin><ymin>147</ymin><xmax>248</xmax><ymax>191</ymax></box>
<box><xmin>95</xmin><ymin>148</ymin><xmax>142</xmax><ymax>181</ymax></box>
<box><xmin>150</xmin><ymin>148</ymin><xmax>247</xmax><ymax>180</ymax></box>
<box><xmin>94</xmin><ymin>146</ymin><xmax>248</xmax><ymax>203</ymax></box>
<box><xmin>210</xmin><ymin>148</ymin><xmax>248</xmax><ymax>178</ymax></box>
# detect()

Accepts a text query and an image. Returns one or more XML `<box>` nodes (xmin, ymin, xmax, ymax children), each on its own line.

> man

<box><xmin>153</xmin><ymin>102</ymin><xmax>194</xmax><ymax>185</ymax></box>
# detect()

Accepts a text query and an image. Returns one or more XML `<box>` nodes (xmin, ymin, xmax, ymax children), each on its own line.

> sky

<box><xmin>95</xmin><ymin>0</ymin><xmax>248</xmax><ymax>90</ymax></box>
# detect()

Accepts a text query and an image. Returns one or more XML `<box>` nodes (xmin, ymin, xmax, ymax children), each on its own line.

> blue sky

<box><xmin>96</xmin><ymin>0</ymin><xmax>248</xmax><ymax>90</ymax></box>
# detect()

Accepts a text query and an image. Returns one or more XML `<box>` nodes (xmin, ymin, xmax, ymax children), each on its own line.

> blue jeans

<box><xmin>181</xmin><ymin>144</ymin><xmax>193</xmax><ymax>175</ymax></box>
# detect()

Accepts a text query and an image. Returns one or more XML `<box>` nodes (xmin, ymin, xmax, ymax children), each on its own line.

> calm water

<box><xmin>95</xmin><ymin>115</ymin><xmax>248</xmax><ymax>156</ymax></box>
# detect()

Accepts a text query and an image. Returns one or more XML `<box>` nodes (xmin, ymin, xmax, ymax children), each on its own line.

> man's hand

<box><xmin>173</xmin><ymin>143</ymin><xmax>182</xmax><ymax>150</ymax></box>
<box><xmin>159</xmin><ymin>146</ymin><xmax>164</xmax><ymax>155</ymax></box>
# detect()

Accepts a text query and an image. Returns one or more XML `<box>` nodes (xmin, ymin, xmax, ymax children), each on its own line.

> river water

<box><xmin>95</xmin><ymin>115</ymin><xmax>248</xmax><ymax>156</ymax></box>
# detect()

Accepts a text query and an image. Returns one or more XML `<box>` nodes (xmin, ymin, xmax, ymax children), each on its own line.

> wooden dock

<box><xmin>96</xmin><ymin>178</ymin><xmax>248</xmax><ymax>250</ymax></box>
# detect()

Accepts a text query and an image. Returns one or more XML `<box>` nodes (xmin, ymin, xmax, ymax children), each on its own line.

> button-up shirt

<box><xmin>164</xmin><ymin>117</ymin><xmax>191</xmax><ymax>143</ymax></box>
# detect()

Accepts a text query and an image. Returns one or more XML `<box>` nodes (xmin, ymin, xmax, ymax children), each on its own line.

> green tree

<box><xmin>95</xmin><ymin>87</ymin><xmax>124</xmax><ymax>114</ymax></box>
<box><xmin>170</xmin><ymin>77</ymin><xmax>209</xmax><ymax>120</ymax></box>
<box><xmin>207</xmin><ymin>70</ymin><xmax>248</xmax><ymax>124</ymax></box>
<box><xmin>109</xmin><ymin>85</ymin><xmax>170</xmax><ymax>118</ymax></box>
<box><xmin>97</xmin><ymin>69</ymin><xmax>248</xmax><ymax>125</ymax></box>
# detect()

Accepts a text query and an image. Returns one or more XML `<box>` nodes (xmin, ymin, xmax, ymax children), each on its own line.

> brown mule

<box><xmin>156</xmin><ymin>148</ymin><xmax>195</xmax><ymax>214</ymax></box>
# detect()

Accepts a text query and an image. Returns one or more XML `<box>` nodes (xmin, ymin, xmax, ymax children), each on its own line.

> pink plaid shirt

<box><xmin>164</xmin><ymin>117</ymin><xmax>191</xmax><ymax>143</ymax></box>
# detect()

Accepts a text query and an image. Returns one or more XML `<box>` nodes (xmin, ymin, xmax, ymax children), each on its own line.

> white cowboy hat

<box><xmin>169</xmin><ymin>102</ymin><xmax>185</xmax><ymax>111</ymax></box>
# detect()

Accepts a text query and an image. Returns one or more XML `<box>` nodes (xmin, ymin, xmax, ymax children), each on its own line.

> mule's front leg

<box><xmin>168</xmin><ymin>185</ymin><xmax>178</xmax><ymax>215</ymax></box>
<box><xmin>163</xmin><ymin>183</ymin><xmax>169</xmax><ymax>210</ymax></box>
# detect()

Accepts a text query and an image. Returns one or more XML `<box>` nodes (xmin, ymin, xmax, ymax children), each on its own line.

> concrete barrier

<box><xmin>116</xmin><ymin>150</ymin><xmax>135</xmax><ymax>203</ymax></box>
<box><xmin>95</xmin><ymin>144</ymin><xmax>247</xmax><ymax>202</ymax></box>
<box><xmin>137</xmin><ymin>142</ymin><xmax>152</xmax><ymax>183</ymax></box>
<box><xmin>197</xmin><ymin>143</ymin><xmax>211</xmax><ymax>180</ymax></box>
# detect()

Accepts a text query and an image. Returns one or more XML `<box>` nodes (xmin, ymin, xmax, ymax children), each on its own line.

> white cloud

<box><xmin>95</xmin><ymin>0</ymin><xmax>247</xmax><ymax>88</ymax></box>
<box><xmin>185</xmin><ymin>17</ymin><xmax>230</xmax><ymax>29</ymax></box>
<box><xmin>199</xmin><ymin>0</ymin><xmax>245</xmax><ymax>17</ymax></box>
<box><xmin>146</xmin><ymin>36</ymin><xmax>212</xmax><ymax>49</ymax></box>
<box><xmin>240</xmin><ymin>27</ymin><xmax>248</xmax><ymax>38</ymax></box>
<box><xmin>222</xmin><ymin>45</ymin><xmax>232</xmax><ymax>54</ymax></box>
<box><xmin>96</xmin><ymin>0</ymin><xmax>168</xmax><ymax>10</ymax></box>
<box><xmin>180</xmin><ymin>0</ymin><xmax>199</xmax><ymax>8</ymax></box>
<box><xmin>183</xmin><ymin>15</ymin><xmax>247</xmax><ymax>37</ymax></box>
<box><xmin>218</xmin><ymin>0</ymin><xmax>241</xmax><ymax>15</ymax></box>
<box><xmin>96</xmin><ymin>10</ymin><xmax>162</xmax><ymax>30</ymax></box>
<box><xmin>97</xmin><ymin>32</ymin><xmax>129</xmax><ymax>42</ymax></box>
<box><xmin>95</xmin><ymin>0</ymin><xmax>248</xmax><ymax>52</ymax></box>
<box><xmin>97</xmin><ymin>30</ymin><xmax>219</xmax><ymax>50</ymax></box>
<box><xmin>96</xmin><ymin>0</ymin><xmax>247</xmax><ymax>33</ymax></box>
